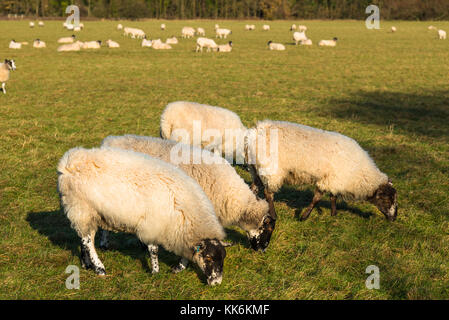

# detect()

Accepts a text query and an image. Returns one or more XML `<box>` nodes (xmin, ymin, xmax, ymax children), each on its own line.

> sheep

<box><xmin>81</xmin><ymin>40</ymin><xmax>102</xmax><ymax>49</ymax></box>
<box><xmin>58</xmin><ymin>35</ymin><xmax>76</xmax><ymax>44</ymax></box>
<box><xmin>196</xmin><ymin>27</ymin><xmax>206</xmax><ymax>36</ymax></box>
<box><xmin>428</xmin><ymin>26</ymin><xmax>436</xmax><ymax>31</ymax></box>
<box><xmin>391</xmin><ymin>26</ymin><xmax>397</xmax><ymax>33</ymax></box>
<box><xmin>300</xmin><ymin>38</ymin><xmax>313</xmax><ymax>46</ymax></box>
<box><xmin>106</xmin><ymin>39</ymin><xmax>120</xmax><ymax>48</ymax></box>
<box><xmin>298</xmin><ymin>25</ymin><xmax>307</xmax><ymax>32</ymax></box>
<box><xmin>0</xmin><ymin>59</ymin><xmax>16</xmax><ymax>94</ymax></box>
<box><xmin>9</xmin><ymin>40</ymin><xmax>22</xmax><ymax>49</ymax></box>
<box><xmin>29</xmin><ymin>21</ymin><xmax>34</xmax><ymax>28</ymax></box>
<box><xmin>182</xmin><ymin>26</ymin><xmax>195</xmax><ymax>39</ymax></box>
<box><xmin>214</xmin><ymin>24</ymin><xmax>219</xmax><ymax>30</ymax></box>
<box><xmin>152</xmin><ymin>40</ymin><xmax>172</xmax><ymax>50</ymax></box>
<box><xmin>117</xmin><ymin>23</ymin><xmax>123</xmax><ymax>30</ymax></box>
<box><xmin>262</xmin><ymin>24</ymin><xmax>270</xmax><ymax>31</ymax></box>
<box><xmin>57</xmin><ymin>147</ymin><xmax>230</xmax><ymax>285</ymax></box>
<box><xmin>438</xmin><ymin>29</ymin><xmax>447</xmax><ymax>40</ymax></box>
<box><xmin>166</xmin><ymin>36</ymin><xmax>178</xmax><ymax>45</ymax></box>
<box><xmin>196</xmin><ymin>37</ymin><xmax>218</xmax><ymax>52</ymax></box>
<box><xmin>142</xmin><ymin>37</ymin><xmax>153</xmax><ymax>47</ymax></box>
<box><xmin>123</xmin><ymin>27</ymin><xmax>145</xmax><ymax>39</ymax></box>
<box><xmin>161</xmin><ymin>23</ymin><xmax>166</xmax><ymax>30</ymax></box>
<box><xmin>290</xmin><ymin>24</ymin><xmax>297</xmax><ymax>31</ymax></box>
<box><xmin>57</xmin><ymin>42</ymin><xmax>81</xmax><ymax>52</ymax></box>
<box><xmin>217</xmin><ymin>41</ymin><xmax>232</xmax><ymax>52</ymax></box>
<box><xmin>38</xmin><ymin>20</ymin><xmax>44</xmax><ymax>27</ymax></box>
<box><xmin>160</xmin><ymin>101</ymin><xmax>248</xmax><ymax>163</ymax></box>
<box><xmin>246</xmin><ymin>120</ymin><xmax>398</xmax><ymax>222</ymax></box>
<box><xmin>245</xmin><ymin>24</ymin><xmax>255</xmax><ymax>31</ymax></box>
<box><xmin>66</xmin><ymin>24</ymin><xmax>74</xmax><ymax>31</ymax></box>
<box><xmin>267</xmin><ymin>41</ymin><xmax>285</xmax><ymax>51</ymax></box>
<box><xmin>33</xmin><ymin>39</ymin><xmax>46</xmax><ymax>48</ymax></box>
<box><xmin>79</xmin><ymin>23</ymin><xmax>84</xmax><ymax>29</ymax></box>
<box><xmin>293</xmin><ymin>31</ymin><xmax>307</xmax><ymax>45</ymax></box>
<box><xmin>216</xmin><ymin>28</ymin><xmax>232</xmax><ymax>39</ymax></box>
<box><xmin>101</xmin><ymin>135</ymin><xmax>277</xmax><ymax>253</ymax></box>
<box><xmin>318</xmin><ymin>37</ymin><xmax>338</xmax><ymax>47</ymax></box>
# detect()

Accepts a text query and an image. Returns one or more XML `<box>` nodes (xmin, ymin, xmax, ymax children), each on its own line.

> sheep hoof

<box><xmin>95</xmin><ymin>268</ymin><xmax>106</xmax><ymax>276</ymax></box>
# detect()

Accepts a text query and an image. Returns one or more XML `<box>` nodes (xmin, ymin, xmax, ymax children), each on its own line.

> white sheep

<box><xmin>58</xmin><ymin>35</ymin><xmax>76</xmax><ymax>44</ymax></box>
<box><xmin>101</xmin><ymin>135</ymin><xmax>277</xmax><ymax>253</ymax></box>
<box><xmin>318</xmin><ymin>37</ymin><xmax>338</xmax><ymax>47</ymax></box>
<box><xmin>391</xmin><ymin>26</ymin><xmax>397</xmax><ymax>32</ymax></box>
<box><xmin>79</xmin><ymin>22</ymin><xmax>84</xmax><ymax>29</ymax></box>
<box><xmin>66</xmin><ymin>24</ymin><xmax>74</xmax><ymax>31</ymax></box>
<box><xmin>81</xmin><ymin>40</ymin><xmax>102</xmax><ymax>49</ymax></box>
<box><xmin>29</xmin><ymin>21</ymin><xmax>34</xmax><ymax>28</ymax></box>
<box><xmin>33</xmin><ymin>39</ymin><xmax>46</xmax><ymax>48</ymax></box>
<box><xmin>290</xmin><ymin>24</ymin><xmax>297</xmax><ymax>31</ymax></box>
<box><xmin>124</xmin><ymin>27</ymin><xmax>145</xmax><ymax>39</ymax></box>
<box><xmin>245</xmin><ymin>24</ymin><xmax>255</xmax><ymax>31</ymax></box>
<box><xmin>142</xmin><ymin>37</ymin><xmax>153</xmax><ymax>47</ymax></box>
<box><xmin>438</xmin><ymin>29</ymin><xmax>447</xmax><ymax>40</ymax></box>
<box><xmin>267</xmin><ymin>41</ymin><xmax>285</xmax><ymax>51</ymax></box>
<box><xmin>214</xmin><ymin>24</ymin><xmax>219</xmax><ymax>30</ymax></box>
<box><xmin>106</xmin><ymin>39</ymin><xmax>120</xmax><ymax>48</ymax></box>
<box><xmin>217</xmin><ymin>41</ymin><xmax>232</xmax><ymax>52</ymax></box>
<box><xmin>152</xmin><ymin>40</ymin><xmax>172</xmax><ymax>50</ymax></box>
<box><xmin>216</xmin><ymin>28</ymin><xmax>232</xmax><ymax>39</ymax></box>
<box><xmin>298</xmin><ymin>25</ymin><xmax>307</xmax><ymax>32</ymax></box>
<box><xmin>117</xmin><ymin>23</ymin><xmax>123</xmax><ymax>30</ymax></box>
<box><xmin>0</xmin><ymin>59</ymin><xmax>16</xmax><ymax>94</ymax></box>
<box><xmin>246</xmin><ymin>120</ymin><xmax>398</xmax><ymax>221</ymax></box>
<box><xmin>166</xmin><ymin>36</ymin><xmax>178</xmax><ymax>45</ymax></box>
<box><xmin>38</xmin><ymin>21</ymin><xmax>44</xmax><ymax>27</ymax></box>
<box><xmin>57</xmin><ymin>147</ymin><xmax>230</xmax><ymax>285</ymax></box>
<box><xmin>9</xmin><ymin>40</ymin><xmax>22</xmax><ymax>49</ymax></box>
<box><xmin>57</xmin><ymin>42</ymin><xmax>81</xmax><ymax>52</ymax></box>
<box><xmin>161</xmin><ymin>23</ymin><xmax>166</xmax><ymax>30</ymax></box>
<box><xmin>196</xmin><ymin>27</ymin><xmax>206</xmax><ymax>36</ymax></box>
<box><xmin>196</xmin><ymin>37</ymin><xmax>218</xmax><ymax>52</ymax></box>
<box><xmin>181</xmin><ymin>27</ymin><xmax>195</xmax><ymax>39</ymax></box>
<box><xmin>428</xmin><ymin>26</ymin><xmax>436</xmax><ymax>31</ymax></box>
<box><xmin>293</xmin><ymin>31</ymin><xmax>307</xmax><ymax>45</ymax></box>
<box><xmin>160</xmin><ymin>101</ymin><xmax>247</xmax><ymax>163</ymax></box>
<box><xmin>262</xmin><ymin>24</ymin><xmax>270</xmax><ymax>31</ymax></box>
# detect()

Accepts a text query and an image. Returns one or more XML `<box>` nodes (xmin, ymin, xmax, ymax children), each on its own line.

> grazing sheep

<box><xmin>124</xmin><ymin>27</ymin><xmax>145</xmax><ymax>39</ymax></box>
<box><xmin>57</xmin><ymin>42</ymin><xmax>81</xmax><ymax>52</ymax></box>
<box><xmin>166</xmin><ymin>36</ymin><xmax>178</xmax><ymax>45</ymax></box>
<box><xmin>438</xmin><ymin>29</ymin><xmax>447</xmax><ymax>40</ymax></box>
<box><xmin>117</xmin><ymin>23</ymin><xmax>123</xmax><ymax>30</ymax></box>
<box><xmin>101</xmin><ymin>135</ymin><xmax>277</xmax><ymax>253</ymax></box>
<box><xmin>0</xmin><ymin>59</ymin><xmax>16</xmax><ymax>94</ymax></box>
<box><xmin>33</xmin><ymin>39</ymin><xmax>46</xmax><ymax>48</ymax></box>
<box><xmin>298</xmin><ymin>25</ymin><xmax>307</xmax><ymax>32</ymax></box>
<box><xmin>196</xmin><ymin>37</ymin><xmax>218</xmax><ymax>52</ymax></box>
<box><xmin>82</xmin><ymin>40</ymin><xmax>102</xmax><ymax>49</ymax></box>
<box><xmin>57</xmin><ymin>147</ymin><xmax>230</xmax><ymax>285</ymax></box>
<box><xmin>215</xmin><ymin>24</ymin><xmax>219</xmax><ymax>30</ymax></box>
<box><xmin>58</xmin><ymin>35</ymin><xmax>76</xmax><ymax>44</ymax></box>
<box><xmin>267</xmin><ymin>41</ymin><xmax>285</xmax><ymax>51</ymax></box>
<box><xmin>197</xmin><ymin>27</ymin><xmax>206</xmax><ymax>36</ymax></box>
<box><xmin>160</xmin><ymin>101</ymin><xmax>247</xmax><ymax>163</ymax></box>
<box><xmin>293</xmin><ymin>31</ymin><xmax>308</xmax><ymax>45</ymax></box>
<box><xmin>245</xmin><ymin>24</ymin><xmax>255</xmax><ymax>31</ymax></box>
<box><xmin>217</xmin><ymin>41</ymin><xmax>232</xmax><ymax>52</ymax></box>
<box><xmin>182</xmin><ymin>27</ymin><xmax>195</xmax><ymax>39</ymax></box>
<box><xmin>318</xmin><ymin>37</ymin><xmax>338</xmax><ymax>47</ymax></box>
<box><xmin>161</xmin><ymin>23</ymin><xmax>166</xmax><ymax>30</ymax></box>
<box><xmin>290</xmin><ymin>24</ymin><xmax>297</xmax><ymax>31</ymax></box>
<box><xmin>216</xmin><ymin>28</ymin><xmax>232</xmax><ymax>39</ymax></box>
<box><xmin>29</xmin><ymin>21</ymin><xmax>34</xmax><ymax>28</ymax></box>
<box><xmin>246</xmin><ymin>120</ymin><xmax>398</xmax><ymax>221</ymax></box>
<box><xmin>106</xmin><ymin>39</ymin><xmax>120</xmax><ymax>48</ymax></box>
<box><xmin>391</xmin><ymin>26</ymin><xmax>397</xmax><ymax>32</ymax></box>
<box><xmin>9</xmin><ymin>40</ymin><xmax>22</xmax><ymax>49</ymax></box>
<box><xmin>262</xmin><ymin>24</ymin><xmax>270</xmax><ymax>31</ymax></box>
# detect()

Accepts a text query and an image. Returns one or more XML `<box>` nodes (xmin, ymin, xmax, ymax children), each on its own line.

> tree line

<box><xmin>2</xmin><ymin>0</ymin><xmax>449</xmax><ymax>20</ymax></box>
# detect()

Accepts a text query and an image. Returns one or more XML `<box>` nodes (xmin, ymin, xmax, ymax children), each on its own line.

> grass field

<box><xmin>0</xmin><ymin>19</ymin><xmax>448</xmax><ymax>299</ymax></box>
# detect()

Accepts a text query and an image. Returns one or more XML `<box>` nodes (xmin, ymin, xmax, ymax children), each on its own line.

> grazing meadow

<box><xmin>0</xmin><ymin>19</ymin><xmax>448</xmax><ymax>299</ymax></box>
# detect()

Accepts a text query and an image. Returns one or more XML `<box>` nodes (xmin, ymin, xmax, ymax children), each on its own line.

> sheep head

<box><xmin>192</xmin><ymin>239</ymin><xmax>231</xmax><ymax>286</ymax></box>
<box><xmin>367</xmin><ymin>180</ymin><xmax>398</xmax><ymax>221</ymax></box>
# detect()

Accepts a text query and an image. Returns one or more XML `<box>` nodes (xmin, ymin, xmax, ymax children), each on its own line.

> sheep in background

<box><xmin>318</xmin><ymin>37</ymin><xmax>338</xmax><ymax>47</ymax></box>
<box><xmin>58</xmin><ymin>35</ymin><xmax>75</xmax><ymax>44</ymax></box>
<box><xmin>428</xmin><ymin>26</ymin><xmax>436</xmax><ymax>30</ymax></box>
<box><xmin>217</xmin><ymin>41</ymin><xmax>232</xmax><ymax>52</ymax></box>
<box><xmin>298</xmin><ymin>25</ymin><xmax>307</xmax><ymax>32</ymax></box>
<box><xmin>82</xmin><ymin>40</ymin><xmax>102</xmax><ymax>49</ymax></box>
<box><xmin>300</xmin><ymin>38</ymin><xmax>313</xmax><ymax>45</ymax></box>
<box><xmin>117</xmin><ymin>23</ymin><xmax>123</xmax><ymax>30</ymax></box>
<box><xmin>262</xmin><ymin>24</ymin><xmax>270</xmax><ymax>31</ymax></box>
<box><xmin>196</xmin><ymin>37</ymin><xmax>218</xmax><ymax>52</ymax></box>
<box><xmin>38</xmin><ymin>21</ymin><xmax>44</xmax><ymax>27</ymax></box>
<box><xmin>33</xmin><ymin>39</ymin><xmax>46</xmax><ymax>48</ymax></box>
<box><xmin>152</xmin><ymin>40</ymin><xmax>172</xmax><ymax>50</ymax></box>
<box><xmin>57</xmin><ymin>42</ymin><xmax>81</xmax><ymax>52</ymax></box>
<box><xmin>246</xmin><ymin>120</ymin><xmax>398</xmax><ymax>222</ymax></box>
<box><xmin>166</xmin><ymin>36</ymin><xmax>178</xmax><ymax>45</ymax></box>
<box><xmin>245</xmin><ymin>24</ymin><xmax>255</xmax><ymax>31</ymax></box>
<box><xmin>391</xmin><ymin>26</ymin><xmax>397</xmax><ymax>32</ymax></box>
<box><xmin>161</xmin><ymin>23</ymin><xmax>166</xmax><ymax>30</ymax></box>
<box><xmin>57</xmin><ymin>147</ymin><xmax>230</xmax><ymax>285</ymax></box>
<box><xmin>197</xmin><ymin>27</ymin><xmax>206</xmax><ymax>36</ymax></box>
<box><xmin>106</xmin><ymin>39</ymin><xmax>120</xmax><ymax>48</ymax></box>
<box><xmin>160</xmin><ymin>101</ymin><xmax>247</xmax><ymax>164</ymax></box>
<box><xmin>267</xmin><ymin>41</ymin><xmax>285</xmax><ymax>51</ymax></box>
<box><xmin>438</xmin><ymin>29</ymin><xmax>447</xmax><ymax>40</ymax></box>
<box><xmin>293</xmin><ymin>31</ymin><xmax>308</xmax><ymax>45</ymax></box>
<box><xmin>216</xmin><ymin>28</ymin><xmax>232</xmax><ymax>39</ymax></box>
<box><xmin>0</xmin><ymin>59</ymin><xmax>16</xmax><ymax>94</ymax></box>
<box><xmin>124</xmin><ymin>27</ymin><xmax>145</xmax><ymax>39</ymax></box>
<box><xmin>290</xmin><ymin>24</ymin><xmax>297</xmax><ymax>31</ymax></box>
<box><xmin>214</xmin><ymin>24</ymin><xmax>219</xmax><ymax>30</ymax></box>
<box><xmin>142</xmin><ymin>37</ymin><xmax>153</xmax><ymax>47</ymax></box>
<box><xmin>29</xmin><ymin>21</ymin><xmax>34</xmax><ymax>28</ymax></box>
<box><xmin>101</xmin><ymin>135</ymin><xmax>277</xmax><ymax>253</ymax></box>
<box><xmin>182</xmin><ymin>26</ymin><xmax>195</xmax><ymax>38</ymax></box>
<box><xmin>9</xmin><ymin>40</ymin><xmax>22</xmax><ymax>49</ymax></box>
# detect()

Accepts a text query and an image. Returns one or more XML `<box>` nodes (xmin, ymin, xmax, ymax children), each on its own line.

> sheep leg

<box><xmin>300</xmin><ymin>189</ymin><xmax>324</xmax><ymax>221</ymax></box>
<box><xmin>330</xmin><ymin>194</ymin><xmax>337</xmax><ymax>216</ymax></box>
<box><xmin>249</xmin><ymin>165</ymin><xmax>264</xmax><ymax>195</ymax></box>
<box><xmin>2</xmin><ymin>83</ymin><xmax>5</xmax><ymax>94</ymax></box>
<box><xmin>172</xmin><ymin>258</ymin><xmax>189</xmax><ymax>274</ymax></box>
<box><xmin>99</xmin><ymin>229</ymin><xmax>109</xmax><ymax>250</ymax></box>
<box><xmin>147</xmin><ymin>244</ymin><xmax>159</xmax><ymax>274</ymax></box>
<box><xmin>80</xmin><ymin>233</ymin><xmax>106</xmax><ymax>275</ymax></box>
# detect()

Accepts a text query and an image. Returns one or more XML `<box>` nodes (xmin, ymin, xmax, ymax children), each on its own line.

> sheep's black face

<box><xmin>247</xmin><ymin>215</ymin><xmax>276</xmax><ymax>252</ymax></box>
<box><xmin>369</xmin><ymin>182</ymin><xmax>398</xmax><ymax>221</ymax></box>
<box><xmin>193</xmin><ymin>239</ymin><xmax>231</xmax><ymax>286</ymax></box>
<box><xmin>5</xmin><ymin>59</ymin><xmax>16</xmax><ymax>71</ymax></box>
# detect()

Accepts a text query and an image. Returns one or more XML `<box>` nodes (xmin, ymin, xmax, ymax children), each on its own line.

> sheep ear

<box><xmin>219</xmin><ymin>241</ymin><xmax>233</xmax><ymax>247</ymax></box>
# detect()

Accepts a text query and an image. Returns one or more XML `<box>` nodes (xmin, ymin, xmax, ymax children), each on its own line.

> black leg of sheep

<box><xmin>300</xmin><ymin>189</ymin><xmax>324</xmax><ymax>221</ymax></box>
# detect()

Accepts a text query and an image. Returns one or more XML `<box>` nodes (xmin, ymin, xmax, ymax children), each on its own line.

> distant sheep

<box><xmin>58</xmin><ymin>35</ymin><xmax>75</xmax><ymax>44</ymax></box>
<box><xmin>33</xmin><ymin>39</ymin><xmax>46</xmax><ymax>48</ymax></box>
<box><xmin>245</xmin><ymin>24</ymin><xmax>255</xmax><ymax>31</ymax></box>
<box><xmin>57</xmin><ymin>42</ymin><xmax>81</xmax><ymax>52</ymax></box>
<box><xmin>318</xmin><ymin>37</ymin><xmax>338</xmax><ymax>47</ymax></box>
<box><xmin>38</xmin><ymin>21</ymin><xmax>44</xmax><ymax>27</ymax></box>
<box><xmin>290</xmin><ymin>24</ymin><xmax>297</xmax><ymax>31</ymax></box>
<box><xmin>166</xmin><ymin>36</ymin><xmax>178</xmax><ymax>45</ymax></box>
<box><xmin>161</xmin><ymin>23</ymin><xmax>166</xmax><ymax>30</ymax></box>
<box><xmin>182</xmin><ymin>27</ymin><xmax>195</xmax><ymax>39</ymax></box>
<box><xmin>124</xmin><ymin>27</ymin><xmax>145</xmax><ymax>39</ymax></box>
<box><xmin>246</xmin><ymin>120</ymin><xmax>398</xmax><ymax>221</ymax></box>
<box><xmin>391</xmin><ymin>26</ymin><xmax>397</xmax><ymax>32</ymax></box>
<box><xmin>117</xmin><ymin>24</ymin><xmax>123</xmax><ymax>30</ymax></box>
<box><xmin>300</xmin><ymin>38</ymin><xmax>312</xmax><ymax>45</ymax></box>
<box><xmin>298</xmin><ymin>25</ymin><xmax>307</xmax><ymax>32</ymax></box>
<box><xmin>262</xmin><ymin>24</ymin><xmax>270</xmax><ymax>31</ymax></box>
<box><xmin>101</xmin><ymin>135</ymin><xmax>277</xmax><ymax>252</ymax></box>
<box><xmin>197</xmin><ymin>27</ymin><xmax>206</xmax><ymax>36</ymax></box>
<box><xmin>57</xmin><ymin>147</ymin><xmax>230</xmax><ymax>285</ymax></box>
<box><xmin>152</xmin><ymin>40</ymin><xmax>172</xmax><ymax>50</ymax></box>
<box><xmin>438</xmin><ymin>29</ymin><xmax>447</xmax><ymax>40</ymax></box>
<box><xmin>0</xmin><ymin>59</ymin><xmax>16</xmax><ymax>94</ymax></box>
<box><xmin>293</xmin><ymin>31</ymin><xmax>307</xmax><ymax>45</ymax></box>
<box><xmin>142</xmin><ymin>37</ymin><xmax>153</xmax><ymax>47</ymax></box>
<box><xmin>216</xmin><ymin>28</ymin><xmax>232</xmax><ymax>39</ymax></box>
<box><xmin>106</xmin><ymin>39</ymin><xmax>120</xmax><ymax>48</ymax></box>
<box><xmin>9</xmin><ymin>40</ymin><xmax>21</xmax><ymax>49</ymax></box>
<box><xmin>29</xmin><ymin>21</ymin><xmax>34</xmax><ymax>28</ymax></box>
<box><xmin>267</xmin><ymin>41</ymin><xmax>285</xmax><ymax>51</ymax></box>
<box><xmin>196</xmin><ymin>37</ymin><xmax>218</xmax><ymax>52</ymax></box>
<box><xmin>82</xmin><ymin>40</ymin><xmax>102</xmax><ymax>49</ymax></box>
<box><xmin>217</xmin><ymin>41</ymin><xmax>232</xmax><ymax>52</ymax></box>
